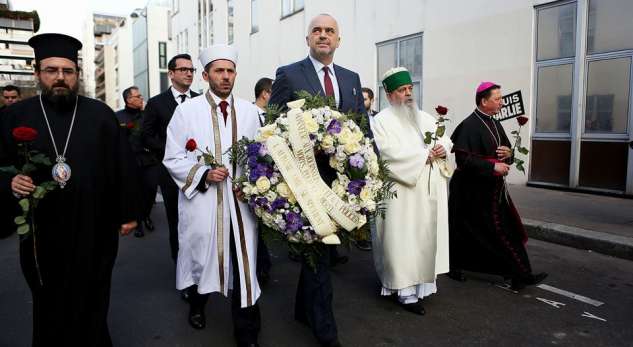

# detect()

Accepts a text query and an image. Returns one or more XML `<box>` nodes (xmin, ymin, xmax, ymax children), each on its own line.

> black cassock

<box><xmin>0</xmin><ymin>95</ymin><xmax>138</xmax><ymax>346</ymax></box>
<box><xmin>448</xmin><ymin>110</ymin><xmax>533</xmax><ymax>281</ymax></box>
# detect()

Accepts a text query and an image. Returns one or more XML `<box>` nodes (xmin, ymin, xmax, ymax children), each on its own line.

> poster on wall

<box><xmin>494</xmin><ymin>90</ymin><xmax>525</xmax><ymax>121</ymax></box>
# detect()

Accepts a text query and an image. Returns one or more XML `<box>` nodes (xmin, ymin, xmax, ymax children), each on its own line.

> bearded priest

<box><xmin>370</xmin><ymin>67</ymin><xmax>452</xmax><ymax>315</ymax></box>
<box><xmin>162</xmin><ymin>44</ymin><xmax>262</xmax><ymax>346</ymax></box>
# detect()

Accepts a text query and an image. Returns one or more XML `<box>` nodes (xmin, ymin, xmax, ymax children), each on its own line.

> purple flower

<box><xmin>285</xmin><ymin>212</ymin><xmax>303</xmax><ymax>232</ymax></box>
<box><xmin>326</xmin><ymin>119</ymin><xmax>342</xmax><ymax>134</ymax></box>
<box><xmin>271</xmin><ymin>197</ymin><xmax>288</xmax><ymax>210</ymax></box>
<box><xmin>247</xmin><ymin>143</ymin><xmax>262</xmax><ymax>157</ymax></box>
<box><xmin>309</xmin><ymin>133</ymin><xmax>316</xmax><ymax>141</ymax></box>
<box><xmin>347</xmin><ymin>179</ymin><xmax>366</xmax><ymax>195</ymax></box>
<box><xmin>349</xmin><ymin>153</ymin><xmax>365</xmax><ymax>169</ymax></box>
<box><xmin>258</xmin><ymin>144</ymin><xmax>268</xmax><ymax>156</ymax></box>
<box><xmin>247</xmin><ymin>156</ymin><xmax>258</xmax><ymax>169</ymax></box>
<box><xmin>249</xmin><ymin>163</ymin><xmax>273</xmax><ymax>182</ymax></box>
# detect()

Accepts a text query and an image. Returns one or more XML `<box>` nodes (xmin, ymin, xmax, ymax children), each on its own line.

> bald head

<box><xmin>306</xmin><ymin>14</ymin><xmax>340</xmax><ymax>65</ymax></box>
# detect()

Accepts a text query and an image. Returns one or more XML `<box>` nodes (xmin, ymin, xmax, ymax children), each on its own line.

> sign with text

<box><xmin>494</xmin><ymin>90</ymin><xmax>525</xmax><ymax>121</ymax></box>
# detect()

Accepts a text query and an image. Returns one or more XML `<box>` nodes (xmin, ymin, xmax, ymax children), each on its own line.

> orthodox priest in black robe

<box><xmin>0</xmin><ymin>33</ymin><xmax>139</xmax><ymax>346</ymax></box>
<box><xmin>448</xmin><ymin>82</ymin><xmax>547</xmax><ymax>291</ymax></box>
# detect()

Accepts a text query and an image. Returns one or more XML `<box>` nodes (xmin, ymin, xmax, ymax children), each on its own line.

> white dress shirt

<box><xmin>308</xmin><ymin>54</ymin><xmax>340</xmax><ymax>108</ymax></box>
<box><xmin>171</xmin><ymin>87</ymin><xmax>193</xmax><ymax>104</ymax></box>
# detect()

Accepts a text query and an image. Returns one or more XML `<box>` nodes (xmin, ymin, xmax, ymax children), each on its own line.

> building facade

<box><xmin>169</xmin><ymin>0</ymin><xmax>633</xmax><ymax>195</ymax></box>
<box><xmin>0</xmin><ymin>3</ymin><xmax>38</xmax><ymax>99</ymax></box>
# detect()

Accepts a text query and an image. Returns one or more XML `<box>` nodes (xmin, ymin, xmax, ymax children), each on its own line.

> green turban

<box><xmin>381</xmin><ymin>67</ymin><xmax>412</xmax><ymax>93</ymax></box>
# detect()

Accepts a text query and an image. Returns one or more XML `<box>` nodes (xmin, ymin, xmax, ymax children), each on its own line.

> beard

<box><xmin>40</xmin><ymin>80</ymin><xmax>79</xmax><ymax>107</ymax></box>
<box><xmin>390</xmin><ymin>99</ymin><xmax>420</xmax><ymax>122</ymax></box>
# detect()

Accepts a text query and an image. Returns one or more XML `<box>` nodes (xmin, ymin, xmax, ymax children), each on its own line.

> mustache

<box><xmin>52</xmin><ymin>82</ymin><xmax>70</xmax><ymax>89</ymax></box>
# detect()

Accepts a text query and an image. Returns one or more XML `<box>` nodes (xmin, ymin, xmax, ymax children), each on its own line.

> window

<box><xmin>198</xmin><ymin>0</ymin><xmax>203</xmax><ymax>50</ymax></box>
<box><xmin>251</xmin><ymin>0</ymin><xmax>259</xmax><ymax>34</ymax></box>
<box><xmin>160</xmin><ymin>72</ymin><xmax>169</xmax><ymax>93</ymax></box>
<box><xmin>532</xmin><ymin>0</ymin><xmax>633</xmax><ymax>193</ymax></box>
<box><xmin>281</xmin><ymin>0</ymin><xmax>304</xmax><ymax>18</ymax></box>
<box><xmin>376</xmin><ymin>34</ymin><xmax>423</xmax><ymax>110</ymax></box>
<box><xmin>158</xmin><ymin>42</ymin><xmax>167</xmax><ymax>69</ymax></box>
<box><xmin>227</xmin><ymin>0</ymin><xmax>234</xmax><ymax>44</ymax></box>
<box><xmin>207</xmin><ymin>0</ymin><xmax>214</xmax><ymax>45</ymax></box>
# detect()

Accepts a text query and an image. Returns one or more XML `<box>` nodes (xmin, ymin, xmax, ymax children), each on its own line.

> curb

<box><xmin>523</xmin><ymin>218</ymin><xmax>633</xmax><ymax>261</ymax></box>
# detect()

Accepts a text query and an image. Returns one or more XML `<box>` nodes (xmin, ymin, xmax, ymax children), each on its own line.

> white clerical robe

<box><xmin>370</xmin><ymin>106</ymin><xmax>452</xmax><ymax>293</ymax></box>
<box><xmin>163</xmin><ymin>92</ymin><xmax>261</xmax><ymax>308</ymax></box>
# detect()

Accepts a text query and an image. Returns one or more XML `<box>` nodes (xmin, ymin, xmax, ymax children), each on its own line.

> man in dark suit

<box><xmin>141</xmin><ymin>54</ymin><xmax>199</xmax><ymax>265</ymax></box>
<box><xmin>116</xmin><ymin>86</ymin><xmax>158</xmax><ymax>238</ymax></box>
<box><xmin>269</xmin><ymin>13</ymin><xmax>368</xmax><ymax>347</ymax></box>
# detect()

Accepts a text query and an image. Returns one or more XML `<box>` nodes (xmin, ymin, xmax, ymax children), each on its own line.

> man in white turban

<box><xmin>163</xmin><ymin>44</ymin><xmax>262</xmax><ymax>346</ymax></box>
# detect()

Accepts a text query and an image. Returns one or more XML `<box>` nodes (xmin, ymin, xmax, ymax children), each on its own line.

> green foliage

<box><xmin>0</xmin><ymin>166</ymin><xmax>18</xmax><ymax>175</ymax></box>
<box><xmin>423</xmin><ymin>131</ymin><xmax>433</xmax><ymax>145</ymax></box>
<box><xmin>17</xmin><ymin>224</ymin><xmax>30</xmax><ymax>235</ymax></box>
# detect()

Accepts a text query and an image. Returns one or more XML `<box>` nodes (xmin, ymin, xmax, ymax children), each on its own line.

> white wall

<box><xmin>171</xmin><ymin>0</ymin><xmax>555</xmax><ymax>184</ymax></box>
<box><xmin>147</xmin><ymin>5</ymin><xmax>172</xmax><ymax>96</ymax></box>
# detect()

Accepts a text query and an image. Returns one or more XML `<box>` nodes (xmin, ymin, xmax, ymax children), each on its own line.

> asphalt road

<box><xmin>1</xmin><ymin>206</ymin><xmax>632</xmax><ymax>347</ymax></box>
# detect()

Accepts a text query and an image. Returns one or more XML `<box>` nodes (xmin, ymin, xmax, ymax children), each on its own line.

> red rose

<box><xmin>435</xmin><ymin>105</ymin><xmax>448</xmax><ymax>116</ymax></box>
<box><xmin>12</xmin><ymin>126</ymin><xmax>38</xmax><ymax>142</ymax></box>
<box><xmin>126</xmin><ymin>122</ymin><xmax>135</xmax><ymax>129</ymax></box>
<box><xmin>185</xmin><ymin>139</ymin><xmax>197</xmax><ymax>152</ymax></box>
<box><xmin>517</xmin><ymin>116</ymin><xmax>528</xmax><ymax>126</ymax></box>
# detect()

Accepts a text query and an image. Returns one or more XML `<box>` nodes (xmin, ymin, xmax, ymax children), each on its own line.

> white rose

<box><xmin>365</xmin><ymin>199</ymin><xmax>377</xmax><ymax>211</ymax></box>
<box><xmin>321</xmin><ymin>135</ymin><xmax>335</xmax><ymax>151</ymax></box>
<box><xmin>369</xmin><ymin>159</ymin><xmax>379</xmax><ymax>175</ymax></box>
<box><xmin>303</xmin><ymin>112</ymin><xmax>319</xmax><ymax>133</ymax></box>
<box><xmin>329</xmin><ymin>156</ymin><xmax>339</xmax><ymax>169</ymax></box>
<box><xmin>359</xmin><ymin>187</ymin><xmax>371</xmax><ymax>202</ymax></box>
<box><xmin>332</xmin><ymin>181</ymin><xmax>346</xmax><ymax>197</ymax></box>
<box><xmin>337</xmin><ymin>128</ymin><xmax>354</xmax><ymax>144</ymax></box>
<box><xmin>338</xmin><ymin>174</ymin><xmax>350</xmax><ymax>187</ymax></box>
<box><xmin>256</xmin><ymin>123</ymin><xmax>277</xmax><ymax>142</ymax></box>
<box><xmin>262</xmin><ymin>212</ymin><xmax>275</xmax><ymax>226</ymax></box>
<box><xmin>352</xmin><ymin>129</ymin><xmax>364</xmax><ymax>143</ymax></box>
<box><xmin>276</xmin><ymin>182</ymin><xmax>291</xmax><ymax>198</ymax></box>
<box><xmin>256</xmin><ymin>176</ymin><xmax>271</xmax><ymax>193</ymax></box>
<box><xmin>265</xmin><ymin>190</ymin><xmax>277</xmax><ymax>202</ymax></box>
<box><xmin>331</xmin><ymin>110</ymin><xmax>342</xmax><ymax>119</ymax></box>
<box><xmin>344</xmin><ymin>141</ymin><xmax>361</xmax><ymax>154</ymax></box>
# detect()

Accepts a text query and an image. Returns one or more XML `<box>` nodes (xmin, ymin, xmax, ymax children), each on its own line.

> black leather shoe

<box><xmin>181</xmin><ymin>289</ymin><xmax>190</xmax><ymax>302</ymax></box>
<box><xmin>237</xmin><ymin>343</ymin><xmax>259</xmax><ymax>347</ymax></box>
<box><xmin>400</xmin><ymin>301</ymin><xmax>426</xmax><ymax>315</ymax></box>
<box><xmin>188</xmin><ymin>306</ymin><xmax>206</xmax><ymax>329</ymax></box>
<box><xmin>134</xmin><ymin>228</ymin><xmax>145</xmax><ymax>238</ymax></box>
<box><xmin>144</xmin><ymin>217</ymin><xmax>155</xmax><ymax>231</ymax></box>
<box><xmin>331</xmin><ymin>255</ymin><xmax>348</xmax><ymax>267</ymax></box>
<box><xmin>447</xmin><ymin>269</ymin><xmax>466</xmax><ymax>282</ymax></box>
<box><xmin>511</xmin><ymin>272</ymin><xmax>548</xmax><ymax>291</ymax></box>
<box><xmin>354</xmin><ymin>240</ymin><xmax>372</xmax><ymax>251</ymax></box>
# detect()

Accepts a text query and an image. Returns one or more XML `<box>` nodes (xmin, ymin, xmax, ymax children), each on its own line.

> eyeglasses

<box><xmin>40</xmin><ymin>67</ymin><xmax>78</xmax><ymax>77</ymax></box>
<box><xmin>172</xmin><ymin>67</ymin><xmax>196</xmax><ymax>73</ymax></box>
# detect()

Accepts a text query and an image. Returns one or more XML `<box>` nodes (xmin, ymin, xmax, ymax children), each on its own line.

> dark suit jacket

<box><xmin>141</xmin><ymin>87</ymin><xmax>200</xmax><ymax>161</ymax></box>
<box><xmin>269</xmin><ymin>56</ymin><xmax>366</xmax><ymax>116</ymax></box>
<box><xmin>270</xmin><ymin>56</ymin><xmax>373</xmax><ymax>185</ymax></box>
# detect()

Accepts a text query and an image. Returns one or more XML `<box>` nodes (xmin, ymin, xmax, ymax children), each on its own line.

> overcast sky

<box><xmin>12</xmin><ymin>0</ymin><xmax>150</xmax><ymax>38</ymax></box>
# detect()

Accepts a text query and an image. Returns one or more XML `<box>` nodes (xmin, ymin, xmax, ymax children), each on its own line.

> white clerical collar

<box><xmin>309</xmin><ymin>54</ymin><xmax>336</xmax><ymax>77</ymax></box>
<box><xmin>208</xmin><ymin>90</ymin><xmax>233</xmax><ymax>107</ymax></box>
<box><xmin>171</xmin><ymin>87</ymin><xmax>192</xmax><ymax>100</ymax></box>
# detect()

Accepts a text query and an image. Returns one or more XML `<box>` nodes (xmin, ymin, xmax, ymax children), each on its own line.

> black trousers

<box><xmin>256</xmin><ymin>225</ymin><xmax>271</xmax><ymax>275</ymax></box>
<box><xmin>158</xmin><ymin>164</ymin><xmax>179</xmax><ymax>262</ymax></box>
<box><xmin>295</xmin><ymin>246</ymin><xmax>338</xmax><ymax>345</ymax></box>
<box><xmin>189</xmin><ymin>228</ymin><xmax>261</xmax><ymax>345</ymax></box>
<box><xmin>139</xmin><ymin>164</ymin><xmax>159</xmax><ymax>222</ymax></box>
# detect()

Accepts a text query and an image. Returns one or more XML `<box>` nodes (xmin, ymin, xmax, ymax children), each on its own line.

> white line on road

<box><xmin>537</xmin><ymin>284</ymin><xmax>604</xmax><ymax>307</ymax></box>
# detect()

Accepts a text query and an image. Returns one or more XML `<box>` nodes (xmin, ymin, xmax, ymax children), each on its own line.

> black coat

<box><xmin>116</xmin><ymin>106</ymin><xmax>158</xmax><ymax>167</ymax></box>
<box><xmin>141</xmin><ymin>87</ymin><xmax>200</xmax><ymax>161</ymax></box>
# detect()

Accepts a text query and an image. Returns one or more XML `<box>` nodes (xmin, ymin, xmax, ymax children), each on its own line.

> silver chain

<box><xmin>39</xmin><ymin>94</ymin><xmax>78</xmax><ymax>163</ymax></box>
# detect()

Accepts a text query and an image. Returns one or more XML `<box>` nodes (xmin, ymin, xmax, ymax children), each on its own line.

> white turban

<box><xmin>199</xmin><ymin>44</ymin><xmax>238</xmax><ymax>68</ymax></box>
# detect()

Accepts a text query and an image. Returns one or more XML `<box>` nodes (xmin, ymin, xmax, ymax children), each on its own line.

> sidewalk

<box><xmin>509</xmin><ymin>184</ymin><xmax>633</xmax><ymax>261</ymax></box>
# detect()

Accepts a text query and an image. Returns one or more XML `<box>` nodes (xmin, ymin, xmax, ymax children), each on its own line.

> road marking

<box><xmin>537</xmin><ymin>284</ymin><xmax>604</xmax><ymax>307</ymax></box>
<box><xmin>536</xmin><ymin>297</ymin><xmax>566</xmax><ymax>308</ymax></box>
<box><xmin>581</xmin><ymin>311</ymin><xmax>607</xmax><ymax>322</ymax></box>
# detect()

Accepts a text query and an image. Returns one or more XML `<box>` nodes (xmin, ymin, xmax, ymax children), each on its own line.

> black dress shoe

<box><xmin>526</xmin><ymin>272</ymin><xmax>548</xmax><ymax>285</ymax></box>
<box><xmin>134</xmin><ymin>228</ymin><xmax>145</xmax><ymax>238</ymax></box>
<box><xmin>511</xmin><ymin>272</ymin><xmax>548</xmax><ymax>291</ymax></box>
<box><xmin>237</xmin><ymin>343</ymin><xmax>259</xmax><ymax>347</ymax></box>
<box><xmin>181</xmin><ymin>289</ymin><xmax>190</xmax><ymax>302</ymax></box>
<box><xmin>144</xmin><ymin>217</ymin><xmax>155</xmax><ymax>231</ymax></box>
<box><xmin>447</xmin><ymin>269</ymin><xmax>466</xmax><ymax>282</ymax></box>
<box><xmin>354</xmin><ymin>240</ymin><xmax>372</xmax><ymax>251</ymax></box>
<box><xmin>400</xmin><ymin>301</ymin><xmax>426</xmax><ymax>315</ymax></box>
<box><xmin>330</xmin><ymin>255</ymin><xmax>348</xmax><ymax>267</ymax></box>
<box><xmin>188</xmin><ymin>306</ymin><xmax>206</xmax><ymax>329</ymax></box>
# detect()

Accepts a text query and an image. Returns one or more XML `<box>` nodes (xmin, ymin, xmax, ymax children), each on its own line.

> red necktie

<box><xmin>323</xmin><ymin>66</ymin><xmax>334</xmax><ymax>97</ymax></box>
<box><xmin>219</xmin><ymin>100</ymin><xmax>229</xmax><ymax>124</ymax></box>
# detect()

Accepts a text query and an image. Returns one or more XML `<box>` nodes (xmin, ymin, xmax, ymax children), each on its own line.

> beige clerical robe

<box><xmin>371</xmin><ymin>106</ymin><xmax>452</xmax><ymax>290</ymax></box>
